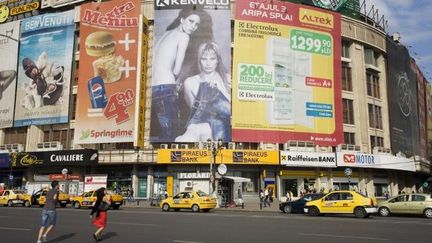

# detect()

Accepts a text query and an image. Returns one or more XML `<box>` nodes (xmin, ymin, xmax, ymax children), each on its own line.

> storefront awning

<box><xmin>222</xmin><ymin>176</ymin><xmax>251</xmax><ymax>183</ymax></box>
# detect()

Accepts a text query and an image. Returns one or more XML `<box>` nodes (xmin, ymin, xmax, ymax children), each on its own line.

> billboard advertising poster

<box><xmin>336</xmin><ymin>152</ymin><xmax>416</xmax><ymax>172</ymax></box>
<box><xmin>75</xmin><ymin>0</ymin><xmax>140</xmax><ymax>144</ymax></box>
<box><xmin>232</xmin><ymin>0</ymin><xmax>343</xmax><ymax>146</ymax></box>
<box><xmin>14</xmin><ymin>10</ymin><xmax>74</xmax><ymax>127</ymax></box>
<box><xmin>284</xmin><ymin>0</ymin><xmax>360</xmax><ymax>19</ymax></box>
<box><xmin>426</xmin><ymin>84</ymin><xmax>432</xmax><ymax>158</ymax></box>
<box><xmin>0</xmin><ymin>20</ymin><xmax>19</xmax><ymax>128</ymax></box>
<box><xmin>411</xmin><ymin>61</ymin><xmax>427</xmax><ymax>159</ymax></box>
<box><xmin>150</xmin><ymin>1</ymin><xmax>232</xmax><ymax>143</ymax></box>
<box><xmin>280</xmin><ymin>151</ymin><xmax>336</xmax><ymax>167</ymax></box>
<box><xmin>0</xmin><ymin>0</ymin><xmax>40</xmax><ymax>24</ymax></box>
<box><xmin>386</xmin><ymin>38</ymin><xmax>420</xmax><ymax>157</ymax></box>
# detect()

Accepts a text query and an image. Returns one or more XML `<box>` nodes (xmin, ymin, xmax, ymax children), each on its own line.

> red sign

<box><xmin>343</xmin><ymin>154</ymin><xmax>355</xmax><ymax>163</ymax></box>
<box><xmin>49</xmin><ymin>174</ymin><xmax>81</xmax><ymax>181</ymax></box>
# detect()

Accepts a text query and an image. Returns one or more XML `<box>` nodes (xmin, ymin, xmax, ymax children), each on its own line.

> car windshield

<box><xmin>196</xmin><ymin>191</ymin><xmax>209</xmax><ymax>197</ymax></box>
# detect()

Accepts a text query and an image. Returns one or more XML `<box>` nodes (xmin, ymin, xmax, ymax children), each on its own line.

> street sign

<box><xmin>423</xmin><ymin>182</ymin><xmax>429</xmax><ymax>188</ymax></box>
<box><xmin>8</xmin><ymin>175</ymin><xmax>13</xmax><ymax>180</ymax></box>
<box><xmin>344</xmin><ymin>168</ymin><xmax>352</xmax><ymax>176</ymax></box>
<box><xmin>217</xmin><ymin>164</ymin><xmax>227</xmax><ymax>175</ymax></box>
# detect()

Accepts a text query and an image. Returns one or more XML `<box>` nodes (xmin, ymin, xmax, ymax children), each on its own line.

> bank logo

<box><xmin>171</xmin><ymin>151</ymin><xmax>181</xmax><ymax>162</ymax></box>
<box><xmin>343</xmin><ymin>154</ymin><xmax>355</xmax><ymax>163</ymax></box>
<box><xmin>233</xmin><ymin>152</ymin><xmax>244</xmax><ymax>162</ymax></box>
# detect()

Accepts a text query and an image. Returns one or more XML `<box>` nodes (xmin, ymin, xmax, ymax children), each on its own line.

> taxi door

<box><xmin>172</xmin><ymin>192</ymin><xmax>184</xmax><ymax>208</ymax></box>
<box><xmin>321</xmin><ymin>192</ymin><xmax>340</xmax><ymax>213</ymax></box>
<box><xmin>0</xmin><ymin>191</ymin><xmax>6</xmax><ymax>204</ymax></box>
<box><xmin>180</xmin><ymin>192</ymin><xmax>193</xmax><ymax>208</ymax></box>
<box><xmin>82</xmin><ymin>191</ymin><xmax>94</xmax><ymax>207</ymax></box>
<box><xmin>339</xmin><ymin>192</ymin><xmax>356</xmax><ymax>213</ymax></box>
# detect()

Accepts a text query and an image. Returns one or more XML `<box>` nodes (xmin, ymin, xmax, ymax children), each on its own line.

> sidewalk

<box><xmin>121</xmin><ymin>198</ymin><xmax>281</xmax><ymax>213</ymax></box>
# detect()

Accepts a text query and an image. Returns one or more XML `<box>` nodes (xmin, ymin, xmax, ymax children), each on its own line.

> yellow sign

<box><xmin>10</xmin><ymin>2</ymin><xmax>39</xmax><ymax>16</ymax></box>
<box><xmin>157</xmin><ymin>149</ymin><xmax>211</xmax><ymax>164</ymax></box>
<box><xmin>299</xmin><ymin>8</ymin><xmax>334</xmax><ymax>29</ymax></box>
<box><xmin>217</xmin><ymin>150</ymin><xmax>279</xmax><ymax>165</ymax></box>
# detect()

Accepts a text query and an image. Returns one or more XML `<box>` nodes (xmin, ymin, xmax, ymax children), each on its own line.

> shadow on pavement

<box><xmin>48</xmin><ymin>233</ymin><xmax>76</xmax><ymax>242</ymax></box>
<box><xmin>102</xmin><ymin>232</ymin><xmax>118</xmax><ymax>241</ymax></box>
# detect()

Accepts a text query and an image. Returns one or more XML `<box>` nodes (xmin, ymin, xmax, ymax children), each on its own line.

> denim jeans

<box><xmin>41</xmin><ymin>209</ymin><xmax>57</xmax><ymax>227</ymax></box>
<box><xmin>187</xmin><ymin>82</ymin><xmax>231</xmax><ymax>141</ymax></box>
<box><xmin>151</xmin><ymin>84</ymin><xmax>179</xmax><ymax>142</ymax></box>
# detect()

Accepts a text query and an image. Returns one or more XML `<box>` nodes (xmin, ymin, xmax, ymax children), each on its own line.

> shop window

<box><xmin>343</xmin><ymin>99</ymin><xmax>354</xmax><ymax>124</ymax></box>
<box><xmin>283</xmin><ymin>179</ymin><xmax>298</xmax><ymax>197</ymax></box>
<box><xmin>342</xmin><ymin>63</ymin><xmax>352</xmax><ymax>91</ymax></box>
<box><xmin>374</xmin><ymin>183</ymin><xmax>389</xmax><ymax>197</ymax></box>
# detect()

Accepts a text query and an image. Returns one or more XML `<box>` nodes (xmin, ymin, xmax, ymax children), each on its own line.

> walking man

<box><xmin>37</xmin><ymin>180</ymin><xmax>59</xmax><ymax>243</ymax></box>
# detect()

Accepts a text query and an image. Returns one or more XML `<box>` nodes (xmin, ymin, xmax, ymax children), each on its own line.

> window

<box><xmin>412</xmin><ymin>195</ymin><xmax>426</xmax><ymax>202</ymax></box>
<box><xmin>325</xmin><ymin>193</ymin><xmax>340</xmax><ymax>201</ymax></box>
<box><xmin>344</xmin><ymin>132</ymin><xmax>355</xmax><ymax>145</ymax></box>
<box><xmin>343</xmin><ymin>99</ymin><xmax>354</xmax><ymax>124</ymax></box>
<box><xmin>342</xmin><ymin>40</ymin><xmax>350</xmax><ymax>58</ymax></box>
<box><xmin>3</xmin><ymin>127</ymin><xmax>27</xmax><ymax>145</ymax></box>
<box><xmin>374</xmin><ymin>183</ymin><xmax>389</xmax><ymax>197</ymax></box>
<box><xmin>364</xmin><ymin>47</ymin><xmax>377</xmax><ymax>66</ymax></box>
<box><xmin>71</xmin><ymin>94</ymin><xmax>77</xmax><ymax>120</ymax></box>
<box><xmin>340</xmin><ymin>192</ymin><xmax>353</xmax><ymax>200</ymax></box>
<box><xmin>342</xmin><ymin>63</ymin><xmax>352</xmax><ymax>91</ymax></box>
<box><xmin>370</xmin><ymin>136</ymin><xmax>384</xmax><ymax>151</ymax></box>
<box><xmin>366</xmin><ymin>72</ymin><xmax>380</xmax><ymax>98</ymax></box>
<box><xmin>43</xmin><ymin>128</ymin><xmax>69</xmax><ymax>148</ymax></box>
<box><xmin>368</xmin><ymin>104</ymin><xmax>383</xmax><ymax>129</ymax></box>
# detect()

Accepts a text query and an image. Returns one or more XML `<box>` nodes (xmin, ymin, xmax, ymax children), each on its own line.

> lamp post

<box><xmin>207</xmin><ymin>138</ymin><xmax>223</xmax><ymax>197</ymax></box>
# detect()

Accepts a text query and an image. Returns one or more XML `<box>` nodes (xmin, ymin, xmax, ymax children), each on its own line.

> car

<box><xmin>69</xmin><ymin>190</ymin><xmax>123</xmax><ymax>209</ymax></box>
<box><xmin>377</xmin><ymin>193</ymin><xmax>432</xmax><ymax>218</ymax></box>
<box><xmin>31</xmin><ymin>188</ymin><xmax>70</xmax><ymax>208</ymax></box>
<box><xmin>0</xmin><ymin>190</ymin><xmax>32</xmax><ymax>207</ymax></box>
<box><xmin>304</xmin><ymin>190</ymin><xmax>377</xmax><ymax>218</ymax></box>
<box><xmin>160</xmin><ymin>191</ymin><xmax>217</xmax><ymax>212</ymax></box>
<box><xmin>279</xmin><ymin>193</ymin><xmax>326</xmax><ymax>214</ymax></box>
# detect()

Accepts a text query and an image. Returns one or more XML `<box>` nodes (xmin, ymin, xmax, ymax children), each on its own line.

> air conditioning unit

<box><xmin>373</xmin><ymin>146</ymin><xmax>390</xmax><ymax>154</ymax></box>
<box><xmin>171</xmin><ymin>144</ymin><xmax>179</xmax><ymax>149</ymax></box>
<box><xmin>228</xmin><ymin>142</ymin><xmax>235</xmax><ymax>150</ymax></box>
<box><xmin>160</xmin><ymin>144</ymin><xmax>168</xmax><ymax>149</ymax></box>
<box><xmin>337</xmin><ymin>144</ymin><xmax>359</xmax><ymax>152</ymax></box>
<box><xmin>36</xmin><ymin>141</ymin><xmax>62</xmax><ymax>151</ymax></box>
<box><xmin>10</xmin><ymin>143</ymin><xmax>24</xmax><ymax>152</ymax></box>
<box><xmin>180</xmin><ymin>144</ymin><xmax>189</xmax><ymax>149</ymax></box>
<box><xmin>258</xmin><ymin>143</ymin><xmax>277</xmax><ymax>150</ymax></box>
<box><xmin>185</xmin><ymin>181</ymin><xmax>193</xmax><ymax>188</ymax></box>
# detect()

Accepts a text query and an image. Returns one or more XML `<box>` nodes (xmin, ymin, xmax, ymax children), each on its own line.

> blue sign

<box><xmin>8</xmin><ymin>175</ymin><xmax>13</xmax><ymax>181</ymax></box>
<box><xmin>0</xmin><ymin>154</ymin><xmax>10</xmax><ymax>168</ymax></box>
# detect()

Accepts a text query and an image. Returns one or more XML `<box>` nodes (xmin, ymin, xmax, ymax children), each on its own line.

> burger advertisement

<box><xmin>74</xmin><ymin>0</ymin><xmax>141</xmax><ymax>144</ymax></box>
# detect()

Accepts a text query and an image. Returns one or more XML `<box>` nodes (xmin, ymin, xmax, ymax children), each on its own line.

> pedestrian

<box><xmin>264</xmin><ymin>188</ymin><xmax>270</xmax><ymax>207</ymax></box>
<box><xmin>37</xmin><ymin>180</ymin><xmax>59</xmax><ymax>243</ymax></box>
<box><xmin>384</xmin><ymin>191</ymin><xmax>389</xmax><ymax>200</ymax></box>
<box><xmin>90</xmin><ymin>187</ymin><xmax>111</xmax><ymax>242</ymax></box>
<box><xmin>286</xmin><ymin>191</ymin><xmax>291</xmax><ymax>202</ymax></box>
<box><xmin>259</xmin><ymin>189</ymin><xmax>264</xmax><ymax>210</ymax></box>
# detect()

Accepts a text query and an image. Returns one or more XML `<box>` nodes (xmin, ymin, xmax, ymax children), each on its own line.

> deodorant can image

<box><xmin>88</xmin><ymin>76</ymin><xmax>108</xmax><ymax>108</ymax></box>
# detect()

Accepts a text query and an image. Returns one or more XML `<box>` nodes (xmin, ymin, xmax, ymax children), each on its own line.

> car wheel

<box><xmin>24</xmin><ymin>201</ymin><xmax>31</xmax><ymax>207</ymax></box>
<box><xmin>112</xmin><ymin>205</ymin><xmax>120</xmax><ymax>210</ymax></box>
<box><xmin>424</xmin><ymin>208</ymin><xmax>432</xmax><ymax>218</ymax></box>
<box><xmin>283</xmin><ymin>205</ymin><xmax>292</xmax><ymax>214</ymax></box>
<box><xmin>7</xmin><ymin>200</ymin><xmax>13</xmax><ymax>207</ymax></box>
<box><xmin>192</xmin><ymin>204</ymin><xmax>200</xmax><ymax>212</ymax></box>
<box><xmin>60</xmin><ymin>203</ymin><xmax>67</xmax><ymax>208</ymax></box>
<box><xmin>73</xmin><ymin>202</ymin><xmax>81</xmax><ymax>209</ymax></box>
<box><xmin>308</xmin><ymin>206</ymin><xmax>320</xmax><ymax>216</ymax></box>
<box><xmin>354</xmin><ymin>207</ymin><xmax>367</xmax><ymax>218</ymax></box>
<box><xmin>162</xmin><ymin>203</ymin><xmax>170</xmax><ymax>212</ymax></box>
<box><xmin>378</xmin><ymin>207</ymin><xmax>390</xmax><ymax>217</ymax></box>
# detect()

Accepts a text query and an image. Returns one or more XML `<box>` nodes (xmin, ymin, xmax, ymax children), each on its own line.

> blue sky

<box><xmin>366</xmin><ymin>0</ymin><xmax>432</xmax><ymax>81</ymax></box>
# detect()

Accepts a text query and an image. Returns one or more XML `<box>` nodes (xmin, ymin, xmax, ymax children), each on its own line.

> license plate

<box><xmin>12</xmin><ymin>200</ymin><xmax>23</xmax><ymax>204</ymax></box>
<box><xmin>114</xmin><ymin>202</ymin><xmax>121</xmax><ymax>205</ymax></box>
<box><xmin>61</xmin><ymin>201</ymin><xmax>67</xmax><ymax>203</ymax></box>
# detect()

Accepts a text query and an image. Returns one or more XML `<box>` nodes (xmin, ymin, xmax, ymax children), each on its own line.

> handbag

<box><xmin>98</xmin><ymin>201</ymin><xmax>110</xmax><ymax>211</ymax></box>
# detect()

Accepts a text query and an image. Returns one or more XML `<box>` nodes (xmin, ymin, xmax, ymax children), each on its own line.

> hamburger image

<box><xmin>85</xmin><ymin>31</ymin><xmax>116</xmax><ymax>57</ymax></box>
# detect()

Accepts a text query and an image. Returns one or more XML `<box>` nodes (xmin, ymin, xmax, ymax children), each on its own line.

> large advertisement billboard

<box><xmin>232</xmin><ymin>0</ymin><xmax>342</xmax><ymax>146</ymax></box>
<box><xmin>14</xmin><ymin>10</ymin><xmax>75</xmax><ymax>127</ymax></box>
<box><xmin>75</xmin><ymin>0</ymin><xmax>140</xmax><ymax>144</ymax></box>
<box><xmin>285</xmin><ymin>0</ymin><xmax>361</xmax><ymax>19</ymax></box>
<box><xmin>386</xmin><ymin>38</ymin><xmax>420</xmax><ymax>157</ymax></box>
<box><xmin>411</xmin><ymin>61</ymin><xmax>427</xmax><ymax>159</ymax></box>
<box><xmin>0</xmin><ymin>20</ymin><xmax>19</xmax><ymax>128</ymax></box>
<box><xmin>150</xmin><ymin>1</ymin><xmax>231</xmax><ymax>143</ymax></box>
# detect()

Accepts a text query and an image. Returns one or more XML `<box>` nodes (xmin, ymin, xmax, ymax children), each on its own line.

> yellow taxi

<box><xmin>0</xmin><ymin>189</ymin><xmax>32</xmax><ymax>207</ymax></box>
<box><xmin>70</xmin><ymin>190</ymin><xmax>123</xmax><ymax>209</ymax></box>
<box><xmin>160</xmin><ymin>191</ymin><xmax>217</xmax><ymax>212</ymax></box>
<box><xmin>31</xmin><ymin>188</ymin><xmax>70</xmax><ymax>208</ymax></box>
<box><xmin>304</xmin><ymin>190</ymin><xmax>377</xmax><ymax>218</ymax></box>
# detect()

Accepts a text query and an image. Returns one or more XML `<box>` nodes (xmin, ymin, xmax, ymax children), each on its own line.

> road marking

<box><xmin>0</xmin><ymin>226</ymin><xmax>31</xmax><ymax>231</ymax></box>
<box><xmin>110</xmin><ymin>222</ymin><xmax>157</xmax><ymax>227</ymax></box>
<box><xmin>298</xmin><ymin>233</ymin><xmax>389</xmax><ymax>241</ymax></box>
<box><xmin>173</xmin><ymin>240</ymin><xmax>204</xmax><ymax>243</ymax></box>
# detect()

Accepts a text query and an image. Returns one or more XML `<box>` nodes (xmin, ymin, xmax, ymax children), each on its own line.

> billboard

<box><xmin>386</xmin><ymin>38</ymin><xmax>420</xmax><ymax>157</ymax></box>
<box><xmin>75</xmin><ymin>0</ymin><xmax>141</xmax><ymax>144</ymax></box>
<box><xmin>285</xmin><ymin>0</ymin><xmax>360</xmax><ymax>19</ymax></box>
<box><xmin>232</xmin><ymin>0</ymin><xmax>343</xmax><ymax>146</ymax></box>
<box><xmin>336</xmin><ymin>152</ymin><xmax>416</xmax><ymax>172</ymax></box>
<box><xmin>411</xmin><ymin>61</ymin><xmax>427</xmax><ymax>159</ymax></box>
<box><xmin>0</xmin><ymin>20</ymin><xmax>19</xmax><ymax>128</ymax></box>
<box><xmin>427</xmin><ymin>83</ymin><xmax>432</xmax><ymax>159</ymax></box>
<box><xmin>150</xmin><ymin>1</ymin><xmax>231</xmax><ymax>143</ymax></box>
<box><xmin>14</xmin><ymin>10</ymin><xmax>75</xmax><ymax>127</ymax></box>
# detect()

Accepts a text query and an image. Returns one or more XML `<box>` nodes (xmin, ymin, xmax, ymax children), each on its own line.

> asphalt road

<box><xmin>1</xmin><ymin>207</ymin><xmax>432</xmax><ymax>243</ymax></box>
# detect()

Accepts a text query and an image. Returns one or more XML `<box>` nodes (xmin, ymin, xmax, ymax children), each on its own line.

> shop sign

<box><xmin>157</xmin><ymin>149</ymin><xmax>211</xmax><ymax>164</ymax></box>
<box><xmin>84</xmin><ymin>175</ymin><xmax>107</xmax><ymax>192</ymax></box>
<box><xmin>280</xmin><ymin>151</ymin><xmax>336</xmax><ymax>167</ymax></box>
<box><xmin>49</xmin><ymin>174</ymin><xmax>81</xmax><ymax>180</ymax></box>
<box><xmin>0</xmin><ymin>1</ymin><xmax>41</xmax><ymax>24</ymax></box>
<box><xmin>12</xmin><ymin>149</ymin><xmax>98</xmax><ymax>167</ymax></box>
<box><xmin>336</xmin><ymin>152</ymin><xmax>416</xmax><ymax>171</ymax></box>
<box><xmin>218</xmin><ymin>150</ymin><xmax>279</xmax><ymax>165</ymax></box>
<box><xmin>178</xmin><ymin>172</ymin><xmax>210</xmax><ymax>179</ymax></box>
<box><xmin>40</xmin><ymin>0</ymin><xmax>85</xmax><ymax>9</ymax></box>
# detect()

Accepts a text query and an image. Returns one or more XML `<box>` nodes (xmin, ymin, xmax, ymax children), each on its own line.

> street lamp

<box><xmin>207</xmin><ymin>138</ymin><xmax>223</xmax><ymax>197</ymax></box>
